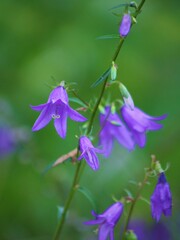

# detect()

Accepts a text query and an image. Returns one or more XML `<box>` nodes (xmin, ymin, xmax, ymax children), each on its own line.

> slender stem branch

<box><xmin>53</xmin><ymin>161</ymin><xmax>82</xmax><ymax>240</ymax></box>
<box><xmin>122</xmin><ymin>173</ymin><xmax>149</xmax><ymax>239</ymax></box>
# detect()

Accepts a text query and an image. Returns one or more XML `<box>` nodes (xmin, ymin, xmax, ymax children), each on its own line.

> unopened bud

<box><xmin>119</xmin><ymin>13</ymin><xmax>131</xmax><ymax>37</ymax></box>
<box><xmin>125</xmin><ymin>230</ymin><xmax>138</xmax><ymax>240</ymax></box>
<box><xmin>111</xmin><ymin>103</ymin><xmax>116</xmax><ymax>114</ymax></box>
<box><xmin>119</xmin><ymin>83</ymin><xmax>134</xmax><ymax>110</ymax></box>
<box><xmin>111</xmin><ymin>61</ymin><xmax>117</xmax><ymax>81</ymax></box>
<box><xmin>154</xmin><ymin>161</ymin><xmax>164</xmax><ymax>174</ymax></box>
<box><xmin>99</xmin><ymin>105</ymin><xmax>105</xmax><ymax>114</ymax></box>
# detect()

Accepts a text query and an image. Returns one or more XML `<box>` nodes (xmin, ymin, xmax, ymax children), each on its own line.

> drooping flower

<box><xmin>78</xmin><ymin>136</ymin><xmax>102</xmax><ymax>171</ymax></box>
<box><xmin>119</xmin><ymin>13</ymin><xmax>131</xmax><ymax>37</ymax></box>
<box><xmin>0</xmin><ymin>126</ymin><xmax>16</xmax><ymax>159</ymax></box>
<box><xmin>121</xmin><ymin>105</ymin><xmax>167</xmax><ymax>148</ymax></box>
<box><xmin>0</xmin><ymin>125</ymin><xmax>30</xmax><ymax>159</ymax></box>
<box><xmin>99</xmin><ymin>106</ymin><xmax>135</xmax><ymax>157</ymax></box>
<box><xmin>84</xmin><ymin>202</ymin><xmax>124</xmax><ymax>240</ymax></box>
<box><xmin>151</xmin><ymin>172</ymin><xmax>172</xmax><ymax>222</ymax></box>
<box><xmin>31</xmin><ymin>85</ymin><xmax>87</xmax><ymax>138</ymax></box>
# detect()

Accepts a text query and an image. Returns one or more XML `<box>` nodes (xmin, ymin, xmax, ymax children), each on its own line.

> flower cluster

<box><xmin>30</xmin><ymin>3</ymin><xmax>173</xmax><ymax>240</ymax></box>
<box><xmin>99</xmin><ymin>103</ymin><xmax>167</xmax><ymax>157</ymax></box>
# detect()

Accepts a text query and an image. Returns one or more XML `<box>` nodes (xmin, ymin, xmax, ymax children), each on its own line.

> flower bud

<box><xmin>111</xmin><ymin>61</ymin><xmax>117</xmax><ymax>81</ymax></box>
<box><xmin>119</xmin><ymin>13</ymin><xmax>131</xmax><ymax>37</ymax></box>
<box><xmin>125</xmin><ymin>230</ymin><xmax>138</xmax><ymax>240</ymax></box>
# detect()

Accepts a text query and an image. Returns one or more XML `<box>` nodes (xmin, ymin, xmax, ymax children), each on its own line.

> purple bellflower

<box><xmin>99</xmin><ymin>106</ymin><xmax>135</xmax><ymax>157</ymax></box>
<box><xmin>78</xmin><ymin>136</ymin><xmax>102</xmax><ymax>171</ymax></box>
<box><xmin>84</xmin><ymin>202</ymin><xmax>124</xmax><ymax>240</ymax></box>
<box><xmin>119</xmin><ymin>13</ymin><xmax>131</xmax><ymax>37</ymax></box>
<box><xmin>31</xmin><ymin>85</ymin><xmax>87</xmax><ymax>138</ymax></box>
<box><xmin>121</xmin><ymin>105</ymin><xmax>167</xmax><ymax>148</ymax></box>
<box><xmin>0</xmin><ymin>126</ymin><xmax>16</xmax><ymax>159</ymax></box>
<box><xmin>151</xmin><ymin>172</ymin><xmax>172</xmax><ymax>222</ymax></box>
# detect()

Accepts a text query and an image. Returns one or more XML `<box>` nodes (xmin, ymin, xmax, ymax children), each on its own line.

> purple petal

<box><xmin>109</xmin><ymin>229</ymin><xmax>114</xmax><ymax>240</ymax></box>
<box><xmin>85</xmin><ymin>150</ymin><xmax>99</xmax><ymax>171</ymax></box>
<box><xmin>99</xmin><ymin>132</ymin><xmax>114</xmax><ymax>158</ymax></box>
<box><xmin>54</xmin><ymin>110</ymin><xmax>68</xmax><ymax>138</ymax></box>
<box><xmin>32</xmin><ymin>103</ymin><xmax>52</xmax><ymax>131</ymax></box>
<box><xmin>30</xmin><ymin>103</ymin><xmax>48</xmax><ymax>111</ymax></box>
<box><xmin>132</xmin><ymin>131</ymin><xmax>146</xmax><ymax>148</ymax></box>
<box><xmin>146</xmin><ymin>113</ymin><xmax>167</xmax><ymax>121</ymax></box>
<box><xmin>147</xmin><ymin>121</ymin><xmax>163</xmax><ymax>131</ymax></box>
<box><xmin>98</xmin><ymin>223</ymin><xmax>111</xmax><ymax>240</ymax></box>
<box><xmin>84</xmin><ymin>218</ymin><xmax>104</xmax><ymax>225</ymax></box>
<box><xmin>114</xmin><ymin>126</ymin><xmax>135</xmax><ymax>151</ymax></box>
<box><xmin>48</xmin><ymin>86</ymin><xmax>69</xmax><ymax>104</ymax></box>
<box><xmin>68</xmin><ymin>107</ymin><xmax>87</xmax><ymax>122</ymax></box>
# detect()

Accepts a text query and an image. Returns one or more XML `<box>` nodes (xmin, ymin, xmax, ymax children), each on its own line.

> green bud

<box><xmin>125</xmin><ymin>230</ymin><xmax>138</xmax><ymax>240</ymax></box>
<box><xmin>119</xmin><ymin>83</ymin><xmax>129</xmax><ymax>98</ymax></box>
<box><xmin>60</xmin><ymin>81</ymin><xmax>65</xmax><ymax>87</ymax></box>
<box><xmin>111</xmin><ymin>103</ymin><xmax>116</xmax><ymax>114</ymax></box>
<box><xmin>111</xmin><ymin>61</ymin><xmax>117</xmax><ymax>81</ymax></box>
<box><xmin>154</xmin><ymin>161</ymin><xmax>164</xmax><ymax>174</ymax></box>
<box><xmin>99</xmin><ymin>105</ymin><xmax>105</xmax><ymax>114</ymax></box>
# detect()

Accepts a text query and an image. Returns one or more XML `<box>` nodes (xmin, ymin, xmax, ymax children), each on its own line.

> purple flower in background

<box><xmin>0</xmin><ymin>126</ymin><xmax>16</xmax><ymax>159</ymax></box>
<box><xmin>119</xmin><ymin>13</ymin><xmax>131</xmax><ymax>37</ymax></box>
<box><xmin>121</xmin><ymin>105</ymin><xmax>167</xmax><ymax>148</ymax></box>
<box><xmin>128</xmin><ymin>220</ymin><xmax>172</xmax><ymax>240</ymax></box>
<box><xmin>31</xmin><ymin>86</ymin><xmax>87</xmax><ymax>138</ymax></box>
<box><xmin>151</xmin><ymin>172</ymin><xmax>172</xmax><ymax>222</ymax></box>
<box><xmin>0</xmin><ymin>125</ymin><xmax>30</xmax><ymax>159</ymax></box>
<box><xmin>78</xmin><ymin>136</ymin><xmax>102</xmax><ymax>171</ymax></box>
<box><xmin>84</xmin><ymin>202</ymin><xmax>123</xmax><ymax>240</ymax></box>
<box><xmin>99</xmin><ymin>106</ymin><xmax>134</xmax><ymax>157</ymax></box>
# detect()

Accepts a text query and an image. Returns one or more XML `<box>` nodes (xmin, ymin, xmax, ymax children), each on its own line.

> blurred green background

<box><xmin>0</xmin><ymin>0</ymin><xmax>179</xmax><ymax>239</ymax></box>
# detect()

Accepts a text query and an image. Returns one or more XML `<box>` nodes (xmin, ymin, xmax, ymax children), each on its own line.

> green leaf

<box><xmin>124</xmin><ymin>189</ymin><xmax>133</xmax><ymax>198</ymax></box>
<box><xmin>69</xmin><ymin>97</ymin><xmax>87</xmax><ymax>108</ymax></box>
<box><xmin>139</xmin><ymin>197</ymin><xmax>150</xmax><ymax>205</ymax></box>
<box><xmin>91</xmin><ymin>68</ymin><xmax>111</xmax><ymax>88</ymax></box>
<box><xmin>96</xmin><ymin>34</ymin><xmax>120</xmax><ymax>40</ymax></box>
<box><xmin>78</xmin><ymin>186</ymin><xmax>97</xmax><ymax>212</ymax></box>
<box><xmin>109</xmin><ymin>3</ymin><xmax>129</xmax><ymax>11</ymax></box>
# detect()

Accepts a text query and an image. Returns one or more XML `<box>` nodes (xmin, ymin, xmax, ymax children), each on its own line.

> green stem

<box><xmin>53</xmin><ymin>161</ymin><xmax>82</xmax><ymax>240</ymax></box>
<box><xmin>122</xmin><ymin>173</ymin><xmax>149</xmax><ymax>239</ymax></box>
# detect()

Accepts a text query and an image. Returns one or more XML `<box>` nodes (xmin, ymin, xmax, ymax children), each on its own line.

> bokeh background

<box><xmin>0</xmin><ymin>0</ymin><xmax>179</xmax><ymax>239</ymax></box>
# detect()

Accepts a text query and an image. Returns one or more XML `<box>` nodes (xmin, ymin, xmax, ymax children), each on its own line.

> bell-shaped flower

<box><xmin>151</xmin><ymin>172</ymin><xmax>172</xmax><ymax>222</ymax></box>
<box><xmin>84</xmin><ymin>202</ymin><xmax>124</xmax><ymax>240</ymax></box>
<box><xmin>99</xmin><ymin>106</ymin><xmax>135</xmax><ymax>157</ymax></box>
<box><xmin>78</xmin><ymin>136</ymin><xmax>102</xmax><ymax>171</ymax></box>
<box><xmin>119</xmin><ymin>13</ymin><xmax>131</xmax><ymax>37</ymax></box>
<box><xmin>121</xmin><ymin>105</ymin><xmax>167</xmax><ymax>148</ymax></box>
<box><xmin>31</xmin><ymin>86</ymin><xmax>87</xmax><ymax>138</ymax></box>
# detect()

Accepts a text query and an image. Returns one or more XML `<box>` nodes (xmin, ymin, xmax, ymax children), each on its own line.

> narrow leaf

<box><xmin>109</xmin><ymin>3</ymin><xmax>129</xmax><ymax>11</ymax></box>
<box><xmin>140</xmin><ymin>197</ymin><xmax>150</xmax><ymax>205</ymax></box>
<box><xmin>124</xmin><ymin>188</ymin><xmax>133</xmax><ymax>198</ymax></box>
<box><xmin>91</xmin><ymin>68</ymin><xmax>111</xmax><ymax>88</ymax></box>
<box><xmin>96</xmin><ymin>34</ymin><xmax>120</xmax><ymax>40</ymax></box>
<box><xmin>69</xmin><ymin>97</ymin><xmax>87</xmax><ymax>108</ymax></box>
<box><xmin>78</xmin><ymin>186</ymin><xmax>97</xmax><ymax>212</ymax></box>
